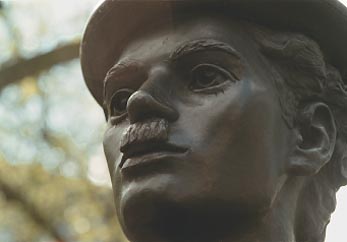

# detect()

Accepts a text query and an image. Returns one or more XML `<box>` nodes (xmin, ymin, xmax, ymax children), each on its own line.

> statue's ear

<box><xmin>287</xmin><ymin>102</ymin><xmax>336</xmax><ymax>175</ymax></box>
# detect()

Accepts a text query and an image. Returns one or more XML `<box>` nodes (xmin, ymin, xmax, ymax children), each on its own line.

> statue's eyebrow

<box><xmin>104</xmin><ymin>60</ymin><xmax>141</xmax><ymax>84</ymax></box>
<box><xmin>103</xmin><ymin>60</ymin><xmax>144</xmax><ymax>99</ymax></box>
<box><xmin>169</xmin><ymin>39</ymin><xmax>241</xmax><ymax>61</ymax></box>
<box><xmin>103</xmin><ymin>39</ymin><xmax>241</xmax><ymax>98</ymax></box>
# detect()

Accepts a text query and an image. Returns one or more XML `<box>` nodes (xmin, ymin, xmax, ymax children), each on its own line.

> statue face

<box><xmin>103</xmin><ymin>17</ymin><xmax>294</xmax><ymax>237</ymax></box>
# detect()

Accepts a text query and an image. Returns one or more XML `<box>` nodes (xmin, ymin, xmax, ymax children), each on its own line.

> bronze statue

<box><xmin>80</xmin><ymin>1</ymin><xmax>347</xmax><ymax>242</ymax></box>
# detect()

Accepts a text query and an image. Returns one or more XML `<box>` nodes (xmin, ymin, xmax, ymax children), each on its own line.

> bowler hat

<box><xmin>80</xmin><ymin>0</ymin><xmax>347</xmax><ymax>105</ymax></box>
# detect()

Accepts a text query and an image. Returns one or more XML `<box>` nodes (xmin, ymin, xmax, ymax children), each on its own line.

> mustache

<box><xmin>120</xmin><ymin>118</ymin><xmax>169</xmax><ymax>152</ymax></box>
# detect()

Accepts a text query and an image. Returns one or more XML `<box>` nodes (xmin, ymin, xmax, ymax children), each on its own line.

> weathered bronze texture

<box><xmin>81</xmin><ymin>1</ymin><xmax>347</xmax><ymax>242</ymax></box>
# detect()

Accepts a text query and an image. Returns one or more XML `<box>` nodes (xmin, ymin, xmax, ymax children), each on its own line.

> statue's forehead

<box><xmin>118</xmin><ymin>17</ymin><xmax>250</xmax><ymax>63</ymax></box>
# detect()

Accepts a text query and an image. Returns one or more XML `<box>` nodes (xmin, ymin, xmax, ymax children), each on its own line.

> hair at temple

<box><xmin>247</xmin><ymin>22</ymin><xmax>347</xmax><ymax>242</ymax></box>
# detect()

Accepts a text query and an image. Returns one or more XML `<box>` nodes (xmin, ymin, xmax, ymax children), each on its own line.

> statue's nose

<box><xmin>126</xmin><ymin>90</ymin><xmax>179</xmax><ymax>124</ymax></box>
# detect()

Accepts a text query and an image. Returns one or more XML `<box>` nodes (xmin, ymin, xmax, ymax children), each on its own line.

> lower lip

<box><xmin>121</xmin><ymin>151</ymin><xmax>187</xmax><ymax>171</ymax></box>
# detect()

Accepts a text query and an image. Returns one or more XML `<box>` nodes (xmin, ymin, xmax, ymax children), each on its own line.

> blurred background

<box><xmin>0</xmin><ymin>0</ymin><xmax>346</xmax><ymax>242</ymax></box>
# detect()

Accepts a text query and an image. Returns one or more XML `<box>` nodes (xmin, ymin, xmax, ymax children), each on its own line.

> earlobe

<box><xmin>287</xmin><ymin>102</ymin><xmax>337</xmax><ymax>176</ymax></box>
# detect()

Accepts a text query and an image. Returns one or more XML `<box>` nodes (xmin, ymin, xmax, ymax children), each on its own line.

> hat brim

<box><xmin>81</xmin><ymin>0</ymin><xmax>347</xmax><ymax>105</ymax></box>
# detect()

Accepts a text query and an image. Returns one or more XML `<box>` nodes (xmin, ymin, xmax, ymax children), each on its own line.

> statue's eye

<box><xmin>110</xmin><ymin>88</ymin><xmax>134</xmax><ymax>116</ymax></box>
<box><xmin>189</xmin><ymin>64</ymin><xmax>236</xmax><ymax>92</ymax></box>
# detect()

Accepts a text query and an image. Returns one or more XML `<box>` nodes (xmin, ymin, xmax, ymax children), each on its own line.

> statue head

<box><xmin>81</xmin><ymin>1</ymin><xmax>347</xmax><ymax>242</ymax></box>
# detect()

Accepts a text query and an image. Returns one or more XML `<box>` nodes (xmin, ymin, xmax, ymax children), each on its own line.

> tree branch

<box><xmin>0</xmin><ymin>41</ymin><xmax>80</xmax><ymax>90</ymax></box>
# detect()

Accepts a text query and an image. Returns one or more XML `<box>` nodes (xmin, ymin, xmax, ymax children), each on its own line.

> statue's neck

<box><xmin>131</xmin><ymin>178</ymin><xmax>302</xmax><ymax>242</ymax></box>
<box><xmin>134</xmin><ymin>203</ymin><xmax>297</xmax><ymax>242</ymax></box>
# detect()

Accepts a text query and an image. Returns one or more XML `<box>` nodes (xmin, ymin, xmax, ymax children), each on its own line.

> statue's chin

<box><xmin>118</xmin><ymin>188</ymin><xmax>183</xmax><ymax>242</ymax></box>
<box><xmin>117</xmin><ymin>186</ymin><xmax>270</xmax><ymax>242</ymax></box>
<box><xmin>115</xmin><ymin>171</ymin><xmax>206</xmax><ymax>239</ymax></box>
<box><xmin>114</xmin><ymin>166</ymin><xmax>278</xmax><ymax>242</ymax></box>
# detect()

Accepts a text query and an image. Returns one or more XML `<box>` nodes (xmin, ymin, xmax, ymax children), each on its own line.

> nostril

<box><xmin>127</xmin><ymin>90</ymin><xmax>179</xmax><ymax>124</ymax></box>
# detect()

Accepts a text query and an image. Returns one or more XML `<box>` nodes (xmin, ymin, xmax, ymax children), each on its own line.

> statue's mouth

<box><xmin>119</xmin><ymin>142</ymin><xmax>188</xmax><ymax>169</ymax></box>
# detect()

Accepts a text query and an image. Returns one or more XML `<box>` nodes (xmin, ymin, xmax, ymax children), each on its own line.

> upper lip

<box><xmin>119</xmin><ymin>141</ymin><xmax>188</xmax><ymax>168</ymax></box>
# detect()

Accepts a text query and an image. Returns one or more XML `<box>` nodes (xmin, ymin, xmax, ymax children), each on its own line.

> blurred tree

<box><xmin>0</xmin><ymin>41</ymin><xmax>80</xmax><ymax>89</ymax></box>
<box><xmin>0</xmin><ymin>159</ymin><xmax>126</xmax><ymax>242</ymax></box>
<box><xmin>0</xmin><ymin>1</ymin><xmax>128</xmax><ymax>241</ymax></box>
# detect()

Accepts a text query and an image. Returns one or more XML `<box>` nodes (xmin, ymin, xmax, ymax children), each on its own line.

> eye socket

<box><xmin>189</xmin><ymin>64</ymin><xmax>236</xmax><ymax>92</ymax></box>
<box><xmin>109</xmin><ymin>88</ymin><xmax>134</xmax><ymax>116</ymax></box>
